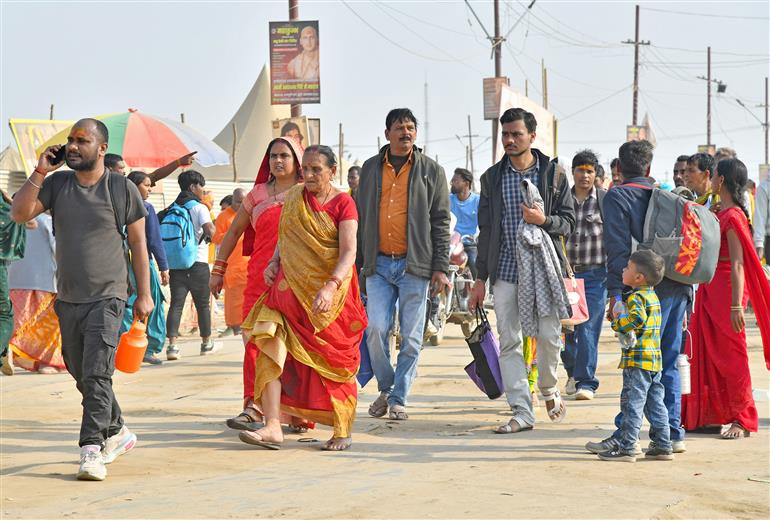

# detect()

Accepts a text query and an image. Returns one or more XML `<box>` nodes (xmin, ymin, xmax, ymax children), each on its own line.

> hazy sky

<box><xmin>2</xmin><ymin>1</ymin><xmax>768</xmax><ymax>182</ymax></box>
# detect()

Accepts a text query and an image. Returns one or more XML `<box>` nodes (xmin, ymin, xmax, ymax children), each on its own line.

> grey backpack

<box><xmin>627</xmin><ymin>183</ymin><xmax>720</xmax><ymax>285</ymax></box>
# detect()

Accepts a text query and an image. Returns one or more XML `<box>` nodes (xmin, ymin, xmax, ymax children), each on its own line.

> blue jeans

<box><xmin>365</xmin><ymin>256</ymin><xmax>430</xmax><ymax>407</ymax></box>
<box><xmin>617</xmin><ymin>367</ymin><xmax>671</xmax><ymax>453</ymax></box>
<box><xmin>561</xmin><ymin>266</ymin><xmax>607</xmax><ymax>392</ymax></box>
<box><xmin>614</xmin><ymin>292</ymin><xmax>688</xmax><ymax>442</ymax></box>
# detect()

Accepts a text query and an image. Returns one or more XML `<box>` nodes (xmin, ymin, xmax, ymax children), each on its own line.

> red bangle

<box><xmin>326</xmin><ymin>276</ymin><xmax>342</xmax><ymax>290</ymax></box>
<box><xmin>213</xmin><ymin>259</ymin><xmax>228</xmax><ymax>268</ymax></box>
<box><xmin>33</xmin><ymin>167</ymin><xmax>47</xmax><ymax>177</ymax></box>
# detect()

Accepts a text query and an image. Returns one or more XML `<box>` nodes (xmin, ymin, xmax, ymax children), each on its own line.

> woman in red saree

<box><xmin>681</xmin><ymin>158</ymin><xmax>770</xmax><ymax>439</ymax></box>
<box><xmin>210</xmin><ymin>137</ymin><xmax>303</xmax><ymax>430</ymax></box>
<box><xmin>239</xmin><ymin>145</ymin><xmax>365</xmax><ymax>451</ymax></box>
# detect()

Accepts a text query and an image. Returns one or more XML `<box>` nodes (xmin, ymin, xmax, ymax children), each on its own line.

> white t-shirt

<box><xmin>189</xmin><ymin>203</ymin><xmax>213</xmax><ymax>263</ymax></box>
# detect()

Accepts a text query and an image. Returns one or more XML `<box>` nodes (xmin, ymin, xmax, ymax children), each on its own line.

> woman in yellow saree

<box><xmin>239</xmin><ymin>145</ymin><xmax>366</xmax><ymax>451</ymax></box>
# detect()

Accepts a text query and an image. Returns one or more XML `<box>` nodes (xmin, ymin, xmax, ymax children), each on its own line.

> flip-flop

<box><xmin>287</xmin><ymin>424</ymin><xmax>309</xmax><ymax>434</ymax></box>
<box><xmin>238</xmin><ymin>431</ymin><xmax>282</xmax><ymax>450</ymax></box>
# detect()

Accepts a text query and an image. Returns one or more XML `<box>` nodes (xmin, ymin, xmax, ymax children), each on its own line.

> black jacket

<box><xmin>476</xmin><ymin>148</ymin><xmax>575</xmax><ymax>285</ymax></box>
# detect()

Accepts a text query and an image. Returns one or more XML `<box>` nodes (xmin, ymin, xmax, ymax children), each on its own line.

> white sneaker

<box><xmin>102</xmin><ymin>426</ymin><xmax>137</xmax><ymax>464</ymax></box>
<box><xmin>565</xmin><ymin>377</ymin><xmax>577</xmax><ymax>395</ymax></box>
<box><xmin>575</xmin><ymin>388</ymin><xmax>595</xmax><ymax>400</ymax></box>
<box><xmin>77</xmin><ymin>446</ymin><xmax>106</xmax><ymax>481</ymax></box>
<box><xmin>672</xmin><ymin>440</ymin><xmax>687</xmax><ymax>453</ymax></box>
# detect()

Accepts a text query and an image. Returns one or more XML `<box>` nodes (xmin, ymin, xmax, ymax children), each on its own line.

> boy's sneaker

<box><xmin>166</xmin><ymin>345</ymin><xmax>180</xmax><ymax>361</ymax></box>
<box><xmin>597</xmin><ymin>448</ymin><xmax>636</xmax><ymax>462</ymax></box>
<box><xmin>644</xmin><ymin>445</ymin><xmax>674</xmax><ymax>461</ymax></box>
<box><xmin>77</xmin><ymin>445</ymin><xmax>107</xmax><ymax>481</ymax></box>
<box><xmin>565</xmin><ymin>377</ymin><xmax>577</xmax><ymax>395</ymax></box>
<box><xmin>200</xmin><ymin>340</ymin><xmax>221</xmax><ymax>356</ymax></box>
<box><xmin>102</xmin><ymin>426</ymin><xmax>137</xmax><ymax>464</ymax></box>
<box><xmin>672</xmin><ymin>440</ymin><xmax>687</xmax><ymax>453</ymax></box>
<box><xmin>586</xmin><ymin>436</ymin><xmax>641</xmax><ymax>455</ymax></box>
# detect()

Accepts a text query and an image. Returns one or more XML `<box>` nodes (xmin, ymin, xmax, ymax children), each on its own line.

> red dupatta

<box><xmin>721</xmin><ymin>207</ymin><xmax>770</xmax><ymax>369</ymax></box>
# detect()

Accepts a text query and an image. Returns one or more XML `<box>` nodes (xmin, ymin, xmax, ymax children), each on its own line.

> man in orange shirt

<box><xmin>213</xmin><ymin>188</ymin><xmax>248</xmax><ymax>336</ymax></box>
<box><xmin>357</xmin><ymin>108</ymin><xmax>451</xmax><ymax>421</ymax></box>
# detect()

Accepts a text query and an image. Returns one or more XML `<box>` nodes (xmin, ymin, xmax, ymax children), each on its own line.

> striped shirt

<box><xmin>612</xmin><ymin>286</ymin><xmax>662</xmax><ymax>372</ymax></box>
<box><xmin>497</xmin><ymin>158</ymin><xmax>539</xmax><ymax>284</ymax></box>
<box><xmin>566</xmin><ymin>187</ymin><xmax>605</xmax><ymax>268</ymax></box>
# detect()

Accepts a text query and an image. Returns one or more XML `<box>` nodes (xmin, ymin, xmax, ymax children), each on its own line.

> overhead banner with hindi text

<box><xmin>269</xmin><ymin>20</ymin><xmax>320</xmax><ymax>105</ymax></box>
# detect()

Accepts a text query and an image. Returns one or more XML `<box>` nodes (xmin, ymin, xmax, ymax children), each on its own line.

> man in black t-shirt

<box><xmin>12</xmin><ymin>118</ymin><xmax>154</xmax><ymax>482</ymax></box>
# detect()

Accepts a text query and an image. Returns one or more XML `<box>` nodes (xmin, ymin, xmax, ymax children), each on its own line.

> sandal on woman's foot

<box><xmin>388</xmin><ymin>405</ymin><xmax>408</xmax><ymax>420</ymax></box>
<box><xmin>238</xmin><ymin>431</ymin><xmax>281</xmax><ymax>450</ymax></box>
<box><xmin>287</xmin><ymin>424</ymin><xmax>309</xmax><ymax>434</ymax></box>
<box><xmin>545</xmin><ymin>391</ymin><xmax>567</xmax><ymax>423</ymax></box>
<box><xmin>226</xmin><ymin>408</ymin><xmax>264</xmax><ymax>431</ymax></box>
<box><xmin>494</xmin><ymin>418</ymin><xmax>533</xmax><ymax>434</ymax></box>
<box><xmin>720</xmin><ymin>423</ymin><xmax>750</xmax><ymax>439</ymax></box>
<box><xmin>321</xmin><ymin>436</ymin><xmax>352</xmax><ymax>451</ymax></box>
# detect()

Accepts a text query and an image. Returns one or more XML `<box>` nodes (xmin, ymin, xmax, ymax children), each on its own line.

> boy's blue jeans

<box><xmin>617</xmin><ymin>367</ymin><xmax>672</xmax><ymax>453</ymax></box>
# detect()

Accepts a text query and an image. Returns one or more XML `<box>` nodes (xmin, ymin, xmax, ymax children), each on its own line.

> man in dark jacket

<box><xmin>357</xmin><ymin>108</ymin><xmax>451</xmax><ymax>421</ymax></box>
<box><xmin>470</xmin><ymin>108</ymin><xmax>575</xmax><ymax>433</ymax></box>
<box><xmin>585</xmin><ymin>140</ymin><xmax>689</xmax><ymax>456</ymax></box>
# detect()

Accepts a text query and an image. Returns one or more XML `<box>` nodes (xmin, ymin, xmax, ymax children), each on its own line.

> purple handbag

<box><xmin>464</xmin><ymin>308</ymin><xmax>504</xmax><ymax>400</ymax></box>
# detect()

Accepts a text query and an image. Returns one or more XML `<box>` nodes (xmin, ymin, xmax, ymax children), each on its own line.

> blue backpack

<box><xmin>159</xmin><ymin>200</ymin><xmax>200</xmax><ymax>270</ymax></box>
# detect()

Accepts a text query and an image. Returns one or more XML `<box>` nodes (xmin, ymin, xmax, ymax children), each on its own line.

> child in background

<box><xmin>597</xmin><ymin>250</ymin><xmax>673</xmax><ymax>462</ymax></box>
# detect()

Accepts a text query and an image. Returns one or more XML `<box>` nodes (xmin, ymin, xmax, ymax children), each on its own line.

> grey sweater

<box><xmin>356</xmin><ymin>146</ymin><xmax>451</xmax><ymax>279</ymax></box>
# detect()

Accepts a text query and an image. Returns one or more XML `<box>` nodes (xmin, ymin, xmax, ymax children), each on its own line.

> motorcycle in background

<box><xmin>426</xmin><ymin>232</ymin><xmax>476</xmax><ymax>345</ymax></box>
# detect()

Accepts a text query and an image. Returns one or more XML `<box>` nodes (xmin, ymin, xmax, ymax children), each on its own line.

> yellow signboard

<box><xmin>9</xmin><ymin>119</ymin><xmax>73</xmax><ymax>176</ymax></box>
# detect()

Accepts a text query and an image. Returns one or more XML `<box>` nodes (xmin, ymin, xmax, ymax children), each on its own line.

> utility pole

<box><xmin>456</xmin><ymin>115</ymin><xmax>479</xmax><ymax>176</ymax></box>
<box><xmin>180</xmin><ymin>113</ymin><xmax>185</xmax><ymax>124</ymax></box>
<box><xmin>424</xmin><ymin>79</ymin><xmax>429</xmax><ymax>156</ymax></box>
<box><xmin>467</xmin><ymin>115</ymin><xmax>475</xmax><ymax>176</ymax></box>
<box><xmin>338</xmin><ymin>123</ymin><xmax>344</xmax><ymax>184</ymax></box>
<box><xmin>491</xmin><ymin>0</ymin><xmax>502</xmax><ymax>162</ymax></box>
<box><xmin>525</xmin><ymin>79</ymin><xmax>529</xmax><ymax>98</ymax></box>
<box><xmin>697</xmin><ymin>48</ymin><xmax>726</xmax><ymax>149</ymax></box>
<box><xmin>49</xmin><ymin>104</ymin><xmax>54</xmax><ymax>120</ymax></box>
<box><xmin>289</xmin><ymin>0</ymin><xmax>301</xmax><ymax>118</ymax></box>
<box><xmin>541</xmin><ymin>59</ymin><xmax>548</xmax><ymax>110</ymax></box>
<box><xmin>762</xmin><ymin>77</ymin><xmax>769</xmax><ymax>164</ymax></box>
<box><xmin>377</xmin><ymin>136</ymin><xmax>381</xmax><ymax>152</ymax></box>
<box><xmin>622</xmin><ymin>5</ymin><xmax>650</xmax><ymax>126</ymax></box>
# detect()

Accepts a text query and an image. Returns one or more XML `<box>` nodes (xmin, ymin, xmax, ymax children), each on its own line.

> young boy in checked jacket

<box><xmin>596</xmin><ymin>250</ymin><xmax>674</xmax><ymax>462</ymax></box>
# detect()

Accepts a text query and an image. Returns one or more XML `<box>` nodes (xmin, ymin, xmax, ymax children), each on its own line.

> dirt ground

<box><xmin>1</xmin><ymin>316</ymin><xmax>768</xmax><ymax>519</ymax></box>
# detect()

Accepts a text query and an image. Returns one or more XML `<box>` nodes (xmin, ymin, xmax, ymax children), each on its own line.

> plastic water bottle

<box><xmin>612</xmin><ymin>299</ymin><xmax>636</xmax><ymax>350</ymax></box>
<box><xmin>677</xmin><ymin>354</ymin><xmax>691</xmax><ymax>395</ymax></box>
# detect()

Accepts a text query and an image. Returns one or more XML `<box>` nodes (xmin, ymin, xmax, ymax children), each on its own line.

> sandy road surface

<box><xmin>1</xmin><ymin>319</ymin><xmax>768</xmax><ymax>519</ymax></box>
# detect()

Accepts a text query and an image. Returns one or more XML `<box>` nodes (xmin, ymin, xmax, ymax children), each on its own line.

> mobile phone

<box><xmin>49</xmin><ymin>145</ymin><xmax>66</xmax><ymax>166</ymax></box>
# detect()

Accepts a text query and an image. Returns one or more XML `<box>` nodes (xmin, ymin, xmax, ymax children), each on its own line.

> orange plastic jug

<box><xmin>115</xmin><ymin>317</ymin><xmax>149</xmax><ymax>373</ymax></box>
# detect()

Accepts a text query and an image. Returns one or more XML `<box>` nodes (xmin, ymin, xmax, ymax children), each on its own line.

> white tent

<box><xmin>194</xmin><ymin>65</ymin><xmax>290</xmax><ymax>182</ymax></box>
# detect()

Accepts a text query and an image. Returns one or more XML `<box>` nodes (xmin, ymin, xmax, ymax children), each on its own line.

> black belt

<box><xmin>573</xmin><ymin>264</ymin><xmax>603</xmax><ymax>273</ymax></box>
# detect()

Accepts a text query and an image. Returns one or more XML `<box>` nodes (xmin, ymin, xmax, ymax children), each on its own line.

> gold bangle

<box><xmin>730</xmin><ymin>306</ymin><xmax>743</xmax><ymax>311</ymax></box>
<box><xmin>27</xmin><ymin>177</ymin><xmax>42</xmax><ymax>190</ymax></box>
